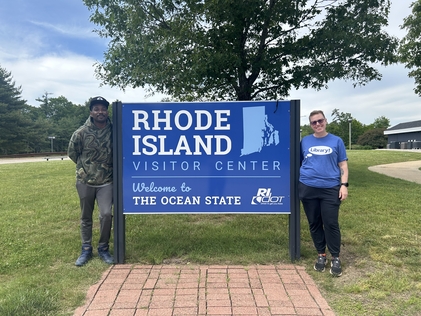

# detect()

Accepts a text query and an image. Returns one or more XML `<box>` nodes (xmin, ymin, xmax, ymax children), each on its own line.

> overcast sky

<box><xmin>0</xmin><ymin>0</ymin><xmax>419</xmax><ymax>127</ymax></box>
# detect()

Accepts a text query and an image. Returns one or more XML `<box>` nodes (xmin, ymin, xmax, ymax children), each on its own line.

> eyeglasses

<box><xmin>310</xmin><ymin>119</ymin><xmax>325</xmax><ymax>126</ymax></box>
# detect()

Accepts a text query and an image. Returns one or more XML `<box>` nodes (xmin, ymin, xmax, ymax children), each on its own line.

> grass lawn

<box><xmin>0</xmin><ymin>150</ymin><xmax>421</xmax><ymax>315</ymax></box>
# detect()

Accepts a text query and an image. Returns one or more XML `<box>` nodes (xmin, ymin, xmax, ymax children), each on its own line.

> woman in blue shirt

<box><xmin>299</xmin><ymin>110</ymin><xmax>349</xmax><ymax>277</ymax></box>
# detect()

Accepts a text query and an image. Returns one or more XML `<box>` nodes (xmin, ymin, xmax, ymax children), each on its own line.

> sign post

<box><xmin>113</xmin><ymin>100</ymin><xmax>301</xmax><ymax>262</ymax></box>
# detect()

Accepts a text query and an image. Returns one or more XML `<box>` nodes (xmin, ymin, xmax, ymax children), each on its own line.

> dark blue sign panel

<box><xmin>120</xmin><ymin>101</ymin><xmax>291</xmax><ymax>214</ymax></box>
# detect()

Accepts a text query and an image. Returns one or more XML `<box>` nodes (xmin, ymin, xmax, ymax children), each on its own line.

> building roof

<box><xmin>384</xmin><ymin>120</ymin><xmax>421</xmax><ymax>135</ymax></box>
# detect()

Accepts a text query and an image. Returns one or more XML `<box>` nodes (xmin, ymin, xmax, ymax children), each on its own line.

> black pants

<box><xmin>298</xmin><ymin>182</ymin><xmax>341</xmax><ymax>258</ymax></box>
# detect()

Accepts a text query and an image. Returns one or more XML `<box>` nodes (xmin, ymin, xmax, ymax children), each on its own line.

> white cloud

<box><xmin>0</xmin><ymin>25</ymin><xmax>45</xmax><ymax>59</ymax></box>
<box><xmin>29</xmin><ymin>20</ymin><xmax>97</xmax><ymax>39</ymax></box>
<box><xmin>290</xmin><ymin>62</ymin><xmax>421</xmax><ymax>127</ymax></box>
<box><xmin>2</xmin><ymin>53</ymin><xmax>164</xmax><ymax>106</ymax></box>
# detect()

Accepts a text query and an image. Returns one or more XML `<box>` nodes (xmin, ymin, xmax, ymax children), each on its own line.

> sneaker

<box><xmin>314</xmin><ymin>254</ymin><xmax>327</xmax><ymax>272</ymax></box>
<box><xmin>98</xmin><ymin>245</ymin><xmax>114</xmax><ymax>264</ymax></box>
<box><xmin>75</xmin><ymin>245</ymin><xmax>93</xmax><ymax>266</ymax></box>
<box><xmin>330</xmin><ymin>257</ymin><xmax>342</xmax><ymax>277</ymax></box>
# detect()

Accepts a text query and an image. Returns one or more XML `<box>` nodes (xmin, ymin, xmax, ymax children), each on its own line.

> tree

<box><xmin>36</xmin><ymin>92</ymin><xmax>56</xmax><ymax>118</ymax></box>
<box><xmin>357</xmin><ymin>128</ymin><xmax>387</xmax><ymax>148</ymax></box>
<box><xmin>300</xmin><ymin>124</ymin><xmax>314</xmax><ymax>138</ymax></box>
<box><xmin>83</xmin><ymin>0</ymin><xmax>398</xmax><ymax>101</ymax></box>
<box><xmin>328</xmin><ymin>108</ymin><xmax>366</xmax><ymax>147</ymax></box>
<box><xmin>34</xmin><ymin>96</ymin><xmax>90</xmax><ymax>152</ymax></box>
<box><xmin>372</xmin><ymin>115</ymin><xmax>390</xmax><ymax>129</ymax></box>
<box><xmin>399</xmin><ymin>0</ymin><xmax>421</xmax><ymax>96</ymax></box>
<box><xmin>0</xmin><ymin>66</ymin><xmax>35</xmax><ymax>155</ymax></box>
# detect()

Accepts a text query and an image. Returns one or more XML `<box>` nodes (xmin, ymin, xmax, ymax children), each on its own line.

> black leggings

<box><xmin>298</xmin><ymin>182</ymin><xmax>341</xmax><ymax>257</ymax></box>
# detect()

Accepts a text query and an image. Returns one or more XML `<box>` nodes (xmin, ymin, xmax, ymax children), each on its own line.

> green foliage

<box><xmin>82</xmin><ymin>0</ymin><xmax>398</xmax><ymax>101</ymax></box>
<box><xmin>300</xmin><ymin>124</ymin><xmax>313</xmax><ymax>138</ymax></box>
<box><xmin>399</xmin><ymin>0</ymin><xmax>421</xmax><ymax>96</ymax></box>
<box><xmin>0</xmin><ymin>64</ymin><xmax>91</xmax><ymax>155</ymax></box>
<box><xmin>325</xmin><ymin>108</ymin><xmax>367</xmax><ymax>147</ymax></box>
<box><xmin>326</xmin><ymin>112</ymin><xmax>390</xmax><ymax>148</ymax></box>
<box><xmin>301</xmin><ymin>110</ymin><xmax>390</xmax><ymax>147</ymax></box>
<box><xmin>349</xmin><ymin>144</ymin><xmax>373</xmax><ymax>150</ymax></box>
<box><xmin>357</xmin><ymin>128</ymin><xmax>387</xmax><ymax>148</ymax></box>
<box><xmin>0</xmin><ymin>67</ymin><xmax>36</xmax><ymax>154</ymax></box>
<box><xmin>372</xmin><ymin>115</ymin><xmax>391</xmax><ymax>129</ymax></box>
<box><xmin>19</xmin><ymin>96</ymin><xmax>89</xmax><ymax>154</ymax></box>
<box><xmin>33</xmin><ymin>95</ymin><xmax>90</xmax><ymax>152</ymax></box>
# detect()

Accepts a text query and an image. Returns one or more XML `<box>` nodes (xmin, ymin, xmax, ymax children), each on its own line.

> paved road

<box><xmin>0</xmin><ymin>156</ymin><xmax>70</xmax><ymax>164</ymax></box>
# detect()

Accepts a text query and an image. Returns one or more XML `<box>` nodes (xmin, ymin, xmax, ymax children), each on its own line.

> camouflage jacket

<box><xmin>68</xmin><ymin>117</ymin><xmax>113</xmax><ymax>185</ymax></box>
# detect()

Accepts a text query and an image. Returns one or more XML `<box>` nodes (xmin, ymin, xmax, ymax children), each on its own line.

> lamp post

<box><xmin>48</xmin><ymin>136</ymin><xmax>55</xmax><ymax>152</ymax></box>
<box><xmin>348</xmin><ymin>119</ymin><xmax>352</xmax><ymax>150</ymax></box>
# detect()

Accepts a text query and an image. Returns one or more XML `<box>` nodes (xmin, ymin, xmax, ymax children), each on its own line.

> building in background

<box><xmin>384</xmin><ymin>120</ymin><xmax>421</xmax><ymax>149</ymax></box>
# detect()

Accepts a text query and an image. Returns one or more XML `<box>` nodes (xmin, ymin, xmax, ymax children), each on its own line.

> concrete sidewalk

<box><xmin>73</xmin><ymin>264</ymin><xmax>335</xmax><ymax>316</ymax></box>
<box><xmin>368</xmin><ymin>160</ymin><xmax>421</xmax><ymax>184</ymax></box>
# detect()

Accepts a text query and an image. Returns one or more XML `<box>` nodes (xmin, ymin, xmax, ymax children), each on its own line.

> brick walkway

<box><xmin>73</xmin><ymin>264</ymin><xmax>335</xmax><ymax>316</ymax></box>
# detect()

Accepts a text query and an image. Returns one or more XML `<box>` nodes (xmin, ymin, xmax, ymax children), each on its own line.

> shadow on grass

<box><xmin>124</xmin><ymin>214</ymin><xmax>295</xmax><ymax>265</ymax></box>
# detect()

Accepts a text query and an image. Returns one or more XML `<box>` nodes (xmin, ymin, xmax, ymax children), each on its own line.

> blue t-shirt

<box><xmin>299</xmin><ymin>133</ymin><xmax>348</xmax><ymax>188</ymax></box>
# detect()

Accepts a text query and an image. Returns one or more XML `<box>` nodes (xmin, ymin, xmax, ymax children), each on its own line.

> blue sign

<box><xmin>120</xmin><ymin>101</ymin><xmax>292</xmax><ymax>214</ymax></box>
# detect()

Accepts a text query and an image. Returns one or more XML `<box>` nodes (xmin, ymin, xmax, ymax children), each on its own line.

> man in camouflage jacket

<box><xmin>68</xmin><ymin>96</ymin><xmax>114</xmax><ymax>266</ymax></box>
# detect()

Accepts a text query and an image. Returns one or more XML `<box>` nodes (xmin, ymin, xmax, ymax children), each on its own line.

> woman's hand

<box><xmin>339</xmin><ymin>186</ymin><xmax>348</xmax><ymax>201</ymax></box>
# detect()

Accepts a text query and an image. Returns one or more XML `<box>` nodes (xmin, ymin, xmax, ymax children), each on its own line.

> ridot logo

<box><xmin>251</xmin><ymin>188</ymin><xmax>284</xmax><ymax>205</ymax></box>
<box><xmin>309</xmin><ymin>146</ymin><xmax>332</xmax><ymax>155</ymax></box>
